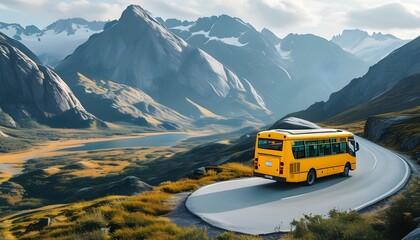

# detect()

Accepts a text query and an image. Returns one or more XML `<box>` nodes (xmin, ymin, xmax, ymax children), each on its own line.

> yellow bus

<box><xmin>253</xmin><ymin>129</ymin><xmax>359</xmax><ymax>185</ymax></box>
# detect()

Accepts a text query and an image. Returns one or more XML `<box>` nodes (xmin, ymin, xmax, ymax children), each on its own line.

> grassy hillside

<box><xmin>326</xmin><ymin>74</ymin><xmax>420</xmax><ymax>124</ymax></box>
<box><xmin>0</xmin><ymin>163</ymin><xmax>259</xmax><ymax>240</ymax></box>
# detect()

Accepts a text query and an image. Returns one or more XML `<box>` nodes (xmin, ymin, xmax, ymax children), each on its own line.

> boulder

<box><xmin>25</xmin><ymin>218</ymin><xmax>50</xmax><ymax>232</ymax></box>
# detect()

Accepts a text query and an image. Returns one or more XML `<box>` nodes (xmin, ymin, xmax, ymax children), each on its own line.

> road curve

<box><xmin>186</xmin><ymin>137</ymin><xmax>410</xmax><ymax>234</ymax></box>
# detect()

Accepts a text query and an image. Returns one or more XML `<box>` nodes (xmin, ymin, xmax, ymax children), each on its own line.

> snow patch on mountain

<box><xmin>225</xmin><ymin>69</ymin><xmax>246</xmax><ymax>91</ymax></box>
<box><xmin>279</xmin><ymin>65</ymin><xmax>292</xmax><ymax>80</ymax></box>
<box><xmin>170</xmin><ymin>24</ymin><xmax>193</xmax><ymax>31</ymax></box>
<box><xmin>275</xmin><ymin>43</ymin><xmax>291</xmax><ymax>60</ymax></box>
<box><xmin>188</xmin><ymin>30</ymin><xmax>247</xmax><ymax>47</ymax></box>
<box><xmin>244</xmin><ymin>79</ymin><xmax>267</xmax><ymax>110</ymax></box>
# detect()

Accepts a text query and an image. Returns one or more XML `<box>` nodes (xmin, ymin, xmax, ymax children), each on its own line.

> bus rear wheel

<box><xmin>342</xmin><ymin>163</ymin><xmax>350</xmax><ymax>177</ymax></box>
<box><xmin>306</xmin><ymin>169</ymin><xmax>316</xmax><ymax>186</ymax></box>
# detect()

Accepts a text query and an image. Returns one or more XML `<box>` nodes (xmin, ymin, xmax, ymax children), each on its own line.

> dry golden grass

<box><xmin>0</xmin><ymin>172</ymin><xmax>12</xmax><ymax>183</ymax></box>
<box><xmin>1</xmin><ymin>163</ymin><xmax>258</xmax><ymax>240</ymax></box>
<box><xmin>68</xmin><ymin>160</ymin><xmax>131</xmax><ymax>178</ymax></box>
<box><xmin>319</xmin><ymin>120</ymin><xmax>366</xmax><ymax>135</ymax></box>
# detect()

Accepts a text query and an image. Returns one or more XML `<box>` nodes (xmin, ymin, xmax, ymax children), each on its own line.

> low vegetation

<box><xmin>0</xmin><ymin>163</ymin><xmax>258</xmax><ymax>240</ymax></box>
<box><xmin>286</xmin><ymin>177</ymin><xmax>420</xmax><ymax>240</ymax></box>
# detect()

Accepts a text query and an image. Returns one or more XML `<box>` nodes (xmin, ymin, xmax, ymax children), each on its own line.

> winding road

<box><xmin>186</xmin><ymin>137</ymin><xmax>411</xmax><ymax>234</ymax></box>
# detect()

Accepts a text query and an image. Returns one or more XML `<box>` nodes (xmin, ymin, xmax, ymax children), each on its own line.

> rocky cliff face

<box><xmin>364</xmin><ymin>115</ymin><xmax>419</xmax><ymax>152</ymax></box>
<box><xmin>0</xmin><ymin>32</ymin><xmax>101</xmax><ymax>128</ymax></box>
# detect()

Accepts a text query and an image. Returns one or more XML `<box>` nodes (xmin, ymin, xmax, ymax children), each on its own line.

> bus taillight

<box><xmin>280</xmin><ymin>161</ymin><xmax>284</xmax><ymax>174</ymax></box>
<box><xmin>254</xmin><ymin>158</ymin><xmax>258</xmax><ymax>170</ymax></box>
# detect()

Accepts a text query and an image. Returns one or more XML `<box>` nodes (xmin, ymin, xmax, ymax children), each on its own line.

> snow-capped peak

<box><xmin>332</xmin><ymin>29</ymin><xmax>409</xmax><ymax>64</ymax></box>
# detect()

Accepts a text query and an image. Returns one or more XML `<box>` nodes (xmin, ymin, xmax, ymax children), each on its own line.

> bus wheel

<box><xmin>306</xmin><ymin>169</ymin><xmax>316</xmax><ymax>186</ymax></box>
<box><xmin>342</xmin><ymin>163</ymin><xmax>350</xmax><ymax>177</ymax></box>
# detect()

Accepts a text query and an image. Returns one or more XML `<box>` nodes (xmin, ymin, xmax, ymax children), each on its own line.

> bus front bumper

<box><xmin>254</xmin><ymin>172</ymin><xmax>286</xmax><ymax>182</ymax></box>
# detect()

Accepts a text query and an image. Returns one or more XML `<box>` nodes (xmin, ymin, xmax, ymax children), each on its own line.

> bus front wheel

<box><xmin>306</xmin><ymin>169</ymin><xmax>316</xmax><ymax>186</ymax></box>
<box><xmin>342</xmin><ymin>163</ymin><xmax>350</xmax><ymax>177</ymax></box>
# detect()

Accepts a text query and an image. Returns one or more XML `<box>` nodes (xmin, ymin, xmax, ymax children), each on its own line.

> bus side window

<box><xmin>340</xmin><ymin>142</ymin><xmax>347</xmax><ymax>153</ymax></box>
<box><xmin>305</xmin><ymin>140</ymin><xmax>318</xmax><ymax>157</ymax></box>
<box><xmin>292</xmin><ymin>141</ymin><xmax>305</xmax><ymax>159</ymax></box>
<box><xmin>331</xmin><ymin>143</ymin><xmax>340</xmax><ymax>154</ymax></box>
<box><xmin>318</xmin><ymin>139</ymin><xmax>331</xmax><ymax>156</ymax></box>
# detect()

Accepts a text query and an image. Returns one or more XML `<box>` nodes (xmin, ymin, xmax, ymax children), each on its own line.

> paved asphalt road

<box><xmin>186</xmin><ymin>137</ymin><xmax>410</xmax><ymax>234</ymax></box>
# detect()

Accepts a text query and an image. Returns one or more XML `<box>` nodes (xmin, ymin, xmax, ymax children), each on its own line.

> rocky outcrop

<box><xmin>364</xmin><ymin>115</ymin><xmax>419</xmax><ymax>152</ymax></box>
<box><xmin>364</xmin><ymin>116</ymin><xmax>407</xmax><ymax>142</ymax></box>
<box><xmin>270</xmin><ymin>117</ymin><xmax>321</xmax><ymax>130</ymax></box>
<box><xmin>25</xmin><ymin>218</ymin><xmax>50</xmax><ymax>232</ymax></box>
<box><xmin>0</xmin><ymin>32</ymin><xmax>102</xmax><ymax>128</ymax></box>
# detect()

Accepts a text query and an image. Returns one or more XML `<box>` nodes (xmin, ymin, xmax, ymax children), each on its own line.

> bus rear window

<box><xmin>258</xmin><ymin>139</ymin><xmax>283</xmax><ymax>151</ymax></box>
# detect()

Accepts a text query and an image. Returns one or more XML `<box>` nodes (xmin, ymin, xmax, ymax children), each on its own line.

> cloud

<box><xmin>247</xmin><ymin>0</ymin><xmax>315</xmax><ymax>28</ymax></box>
<box><xmin>138</xmin><ymin>0</ymin><xmax>202</xmax><ymax>19</ymax></box>
<box><xmin>346</xmin><ymin>2</ymin><xmax>420</xmax><ymax>29</ymax></box>
<box><xmin>0</xmin><ymin>0</ymin><xmax>125</xmax><ymax>23</ymax></box>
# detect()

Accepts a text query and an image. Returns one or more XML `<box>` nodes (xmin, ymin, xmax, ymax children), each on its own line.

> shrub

<box><xmin>289</xmin><ymin>210</ymin><xmax>381</xmax><ymax>240</ymax></box>
<box><xmin>75</xmin><ymin>210</ymin><xmax>107</xmax><ymax>232</ymax></box>
<box><xmin>383</xmin><ymin>177</ymin><xmax>420</xmax><ymax>239</ymax></box>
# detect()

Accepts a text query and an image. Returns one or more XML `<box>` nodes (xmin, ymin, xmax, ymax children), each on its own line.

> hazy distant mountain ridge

<box><xmin>0</xmin><ymin>18</ymin><xmax>107</xmax><ymax>66</ymax></box>
<box><xmin>0</xmin><ymin>32</ymin><xmax>100</xmax><ymax>128</ymax></box>
<box><xmin>332</xmin><ymin>29</ymin><xmax>409</xmax><ymax>65</ymax></box>
<box><xmin>56</xmin><ymin>5</ymin><xmax>268</xmax><ymax>121</ymax></box>
<box><xmin>280</xmin><ymin>33</ymin><xmax>368</xmax><ymax>102</ymax></box>
<box><xmin>0</xmin><ymin>22</ymin><xmax>40</xmax><ymax>38</ymax></box>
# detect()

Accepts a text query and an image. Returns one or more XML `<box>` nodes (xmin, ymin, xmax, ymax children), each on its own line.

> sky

<box><xmin>0</xmin><ymin>0</ymin><xmax>419</xmax><ymax>40</ymax></box>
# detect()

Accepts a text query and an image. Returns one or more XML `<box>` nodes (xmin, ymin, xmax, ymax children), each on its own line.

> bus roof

<box><xmin>258</xmin><ymin>128</ymin><xmax>353</xmax><ymax>140</ymax></box>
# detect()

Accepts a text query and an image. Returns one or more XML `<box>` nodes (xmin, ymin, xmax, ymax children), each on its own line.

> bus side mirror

<box><xmin>355</xmin><ymin>142</ymin><xmax>360</xmax><ymax>152</ymax></box>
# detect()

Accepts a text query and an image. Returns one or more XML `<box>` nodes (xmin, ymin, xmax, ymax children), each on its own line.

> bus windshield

<box><xmin>258</xmin><ymin>139</ymin><xmax>283</xmax><ymax>151</ymax></box>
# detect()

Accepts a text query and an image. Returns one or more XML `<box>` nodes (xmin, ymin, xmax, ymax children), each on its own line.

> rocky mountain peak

<box><xmin>0</xmin><ymin>32</ymin><xmax>102</xmax><ymax>128</ymax></box>
<box><xmin>119</xmin><ymin>5</ymin><xmax>162</xmax><ymax>32</ymax></box>
<box><xmin>260</xmin><ymin>28</ymin><xmax>281</xmax><ymax>45</ymax></box>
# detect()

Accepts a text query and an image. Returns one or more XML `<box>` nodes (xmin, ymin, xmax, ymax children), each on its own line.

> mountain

<box><xmin>327</xmin><ymin>74</ymin><xmax>420</xmax><ymax>124</ymax></box>
<box><xmin>160</xmin><ymin>16</ymin><xmax>369</xmax><ymax>116</ymax></box>
<box><xmin>289</xmin><ymin>36</ymin><xmax>420</xmax><ymax>122</ymax></box>
<box><xmin>260</xmin><ymin>28</ymin><xmax>281</xmax><ymax>45</ymax></box>
<box><xmin>0</xmin><ymin>22</ymin><xmax>40</xmax><ymax>38</ymax></box>
<box><xmin>0</xmin><ymin>18</ymin><xmax>107</xmax><ymax>66</ymax></box>
<box><xmin>279</xmin><ymin>33</ymin><xmax>368</xmax><ymax>109</ymax></box>
<box><xmin>0</xmin><ymin>32</ymin><xmax>101</xmax><ymax>128</ymax></box>
<box><xmin>56</xmin><ymin>5</ymin><xmax>268</xmax><ymax>121</ymax></box>
<box><xmin>332</xmin><ymin>29</ymin><xmax>409</xmax><ymax>65</ymax></box>
<box><xmin>72</xmin><ymin>73</ymin><xmax>191</xmax><ymax>129</ymax></box>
